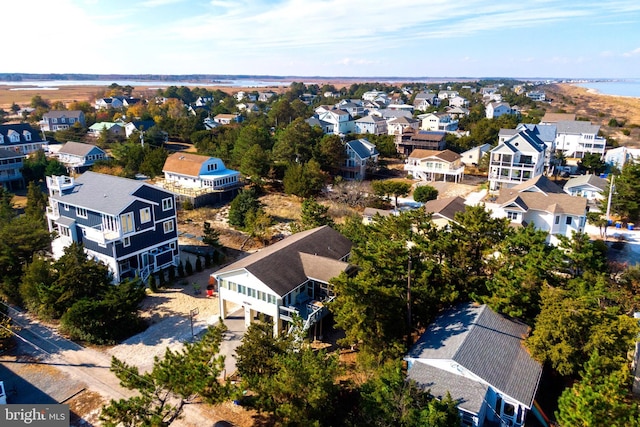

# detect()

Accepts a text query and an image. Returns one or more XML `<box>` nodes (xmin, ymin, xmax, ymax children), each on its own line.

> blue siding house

<box><xmin>45</xmin><ymin>172</ymin><xmax>179</xmax><ymax>282</ymax></box>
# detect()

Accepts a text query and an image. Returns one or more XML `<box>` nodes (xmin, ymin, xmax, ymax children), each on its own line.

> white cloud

<box><xmin>140</xmin><ymin>0</ymin><xmax>186</xmax><ymax>6</ymax></box>
<box><xmin>623</xmin><ymin>47</ymin><xmax>640</xmax><ymax>57</ymax></box>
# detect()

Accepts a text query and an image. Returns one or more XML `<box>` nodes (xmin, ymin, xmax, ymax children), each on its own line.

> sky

<box><xmin>5</xmin><ymin>0</ymin><xmax>640</xmax><ymax>79</ymax></box>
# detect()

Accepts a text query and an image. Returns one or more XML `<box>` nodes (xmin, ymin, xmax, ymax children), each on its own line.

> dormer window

<box><xmin>52</xmin><ymin>118</ymin><xmax>58</xmax><ymax>123</ymax></box>
<box><xmin>23</xmin><ymin>131</ymin><xmax>31</xmax><ymax>141</ymax></box>
<box><xmin>0</xmin><ymin>135</ymin><xmax>3</xmax><ymax>144</ymax></box>
<box><xmin>8</xmin><ymin>130</ymin><xmax>19</xmax><ymax>143</ymax></box>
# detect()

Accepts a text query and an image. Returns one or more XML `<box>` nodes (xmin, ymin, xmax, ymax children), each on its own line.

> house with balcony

<box><xmin>0</xmin><ymin>148</ymin><xmax>25</xmax><ymax>190</ymax></box>
<box><xmin>485</xmin><ymin>175</ymin><xmax>587</xmax><ymax>244</ymax></box>
<box><xmin>405</xmin><ymin>149</ymin><xmax>465</xmax><ymax>183</ymax></box>
<box><xmin>448</xmin><ymin>95</ymin><xmax>469</xmax><ymax>108</ymax></box>
<box><xmin>395</xmin><ymin>129</ymin><xmax>446</xmax><ymax>156</ymax></box>
<box><xmin>354</xmin><ymin>115</ymin><xmax>388</xmax><ymax>135</ymax></box>
<box><xmin>341</xmin><ymin>138</ymin><xmax>379</xmax><ymax>180</ymax></box>
<box><xmin>0</xmin><ymin>124</ymin><xmax>45</xmax><ymax>155</ymax></box>
<box><xmin>318</xmin><ymin>109</ymin><xmax>354</xmax><ymax>135</ymax></box>
<box><xmin>45</xmin><ymin>172</ymin><xmax>179</xmax><ymax>283</ymax></box>
<box><xmin>212</xmin><ymin>225</ymin><xmax>353</xmax><ymax>336</ymax></box>
<box><xmin>488</xmin><ymin>128</ymin><xmax>546</xmax><ymax>191</ymax></box>
<box><xmin>554</xmin><ymin>121</ymin><xmax>606</xmax><ymax>159</ymax></box>
<box><xmin>413</xmin><ymin>91</ymin><xmax>440</xmax><ymax>111</ymax></box>
<box><xmin>387</xmin><ymin>116</ymin><xmax>419</xmax><ymax>136</ymax></box>
<box><xmin>162</xmin><ymin>152</ymin><xmax>241</xmax><ymax>192</ymax></box>
<box><xmin>40</xmin><ymin>110</ymin><xmax>86</xmax><ymax>132</ymax></box>
<box><xmin>56</xmin><ymin>141</ymin><xmax>108</xmax><ymax>173</ymax></box>
<box><xmin>420</xmin><ymin>113</ymin><xmax>459</xmax><ymax>132</ymax></box>
<box><xmin>406</xmin><ymin>302</ymin><xmax>543</xmax><ymax>427</ymax></box>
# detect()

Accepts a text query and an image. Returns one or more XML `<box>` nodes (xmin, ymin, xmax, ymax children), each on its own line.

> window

<box><xmin>63</xmin><ymin>203</ymin><xmax>69</xmax><ymax>211</ymax></box>
<box><xmin>123</xmin><ymin>236</ymin><xmax>131</xmax><ymax>247</ymax></box>
<box><xmin>59</xmin><ymin>226</ymin><xmax>70</xmax><ymax>237</ymax></box>
<box><xmin>268</xmin><ymin>294</ymin><xmax>276</xmax><ymax>304</ymax></box>
<box><xmin>121</xmin><ymin>212</ymin><xmax>134</xmax><ymax>234</ymax></box>
<box><xmin>140</xmin><ymin>207</ymin><xmax>151</xmax><ymax>223</ymax></box>
<box><xmin>507</xmin><ymin>211</ymin><xmax>518</xmax><ymax>221</ymax></box>
<box><xmin>163</xmin><ymin>220</ymin><xmax>174</xmax><ymax>233</ymax></box>
<box><xmin>76</xmin><ymin>207</ymin><xmax>87</xmax><ymax>218</ymax></box>
<box><xmin>566</xmin><ymin>216</ymin><xmax>572</xmax><ymax>225</ymax></box>
<box><xmin>238</xmin><ymin>285</ymin><xmax>246</xmax><ymax>295</ymax></box>
<box><xmin>162</xmin><ymin>197</ymin><xmax>173</xmax><ymax>211</ymax></box>
<box><xmin>555</xmin><ymin>215</ymin><xmax>560</xmax><ymax>224</ymax></box>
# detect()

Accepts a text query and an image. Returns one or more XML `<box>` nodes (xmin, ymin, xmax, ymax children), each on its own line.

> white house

<box><xmin>305</xmin><ymin>117</ymin><xmax>334</xmax><ymax>134</ymax></box>
<box><xmin>486</xmin><ymin>102</ymin><xmax>516</xmax><ymax>119</ymax></box>
<box><xmin>162</xmin><ymin>152</ymin><xmax>240</xmax><ymax>191</ymax></box>
<box><xmin>554</xmin><ymin>121</ymin><xmax>606</xmax><ymax>159</ymax></box>
<box><xmin>604</xmin><ymin>146</ymin><xmax>640</xmax><ymax>169</ymax></box>
<box><xmin>354</xmin><ymin>115</ymin><xmax>388</xmax><ymax>135</ymax></box>
<box><xmin>563</xmin><ymin>174</ymin><xmax>608</xmax><ymax>203</ymax></box>
<box><xmin>486</xmin><ymin>175</ymin><xmax>588</xmax><ymax>245</ymax></box>
<box><xmin>214</xmin><ymin>113</ymin><xmax>243</xmax><ymax>125</ymax></box>
<box><xmin>420</xmin><ymin>113</ymin><xmax>458</xmax><ymax>132</ymax></box>
<box><xmin>387</xmin><ymin>116</ymin><xmax>419</xmax><ymax>136</ymax></box>
<box><xmin>448</xmin><ymin>95</ymin><xmax>469</xmax><ymax>108</ymax></box>
<box><xmin>488</xmin><ymin>128</ymin><xmax>546</xmax><ymax>191</ymax></box>
<box><xmin>212</xmin><ymin>226</ymin><xmax>353</xmax><ymax>336</ymax></box>
<box><xmin>405</xmin><ymin>149</ymin><xmax>465</xmax><ymax>183</ymax></box>
<box><xmin>56</xmin><ymin>141</ymin><xmax>108</xmax><ymax>173</ymax></box>
<box><xmin>526</xmin><ymin>91</ymin><xmax>546</xmax><ymax>101</ymax></box>
<box><xmin>437</xmin><ymin>90</ymin><xmax>459</xmax><ymax>100</ymax></box>
<box><xmin>460</xmin><ymin>144</ymin><xmax>491</xmax><ymax>166</ymax></box>
<box><xmin>406</xmin><ymin>303</ymin><xmax>543</xmax><ymax>427</ymax></box>
<box><xmin>362</xmin><ymin>90</ymin><xmax>388</xmax><ymax>102</ymax></box>
<box><xmin>341</xmin><ymin>138</ymin><xmax>379</xmax><ymax>180</ymax></box>
<box><xmin>318</xmin><ymin>109</ymin><xmax>353</xmax><ymax>135</ymax></box>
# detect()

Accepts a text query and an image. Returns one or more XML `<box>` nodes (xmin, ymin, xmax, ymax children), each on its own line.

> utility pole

<box><xmin>606</xmin><ymin>175</ymin><xmax>615</xmax><ymax>222</ymax></box>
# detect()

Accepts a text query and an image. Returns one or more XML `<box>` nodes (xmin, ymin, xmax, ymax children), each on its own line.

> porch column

<box><xmin>244</xmin><ymin>305</ymin><xmax>252</xmax><ymax>328</ymax></box>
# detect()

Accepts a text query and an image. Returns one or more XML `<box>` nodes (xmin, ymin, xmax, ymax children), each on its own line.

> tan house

<box><xmin>405</xmin><ymin>149</ymin><xmax>465</xmax><ymax>183</ymax></box>
<box><xmin>423</xmin><ymin>196</ymin><xmax>468</xmax><ymax>229</ymax></box>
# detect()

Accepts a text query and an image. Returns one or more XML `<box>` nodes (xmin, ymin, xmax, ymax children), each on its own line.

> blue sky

<box><xmin>6</xmin><ymin>0</ymin><xmax>640</xmax><ymax>78</ymax></box>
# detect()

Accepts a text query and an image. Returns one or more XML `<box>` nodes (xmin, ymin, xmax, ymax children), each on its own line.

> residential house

<box><xmin>423</xmin><ymin>196</ymin><xmax>467</xmax><ymax>229</ymax></box>
<box><xmin>395</xmin><ymin>129</ymin><xmax>446</xmax><ymax>156</ymax></box>
<box><xmin>420</xmin><ymin>113</ymin><xmax>458</xmax><ymax>132</ymax></box>
<box><xmin>445</xmin><ymin>106</ymin><xmax>470</xmax><ymax>119</ymax></box>
<box><xmin>318</xmin><ymin>109</ymin><xmax>353</xmax><ymax>135</ymax></box>
<box><xmin>122</xmin><ymin>120</ymin><xmax>158</xmax><ymax>138</ymax></box>
<box><xmin>162</xmin><ymin>152</ymin><xmax>241</xmax><ymax>192</ymax></box>
<box><xmin>486</xmin><ymin>175</ymin><xmax>588</xmax><ymax>244</ymax></box>
<box><xmin>258</xmin><ymin>91</ymin><xmax>276</xmax><ymax>102</ymax></box>
<box><xmin>341</xmin><ymin>138</ymin><xmax>379</xmax><ymax>180</ymax></box>
<box><xmin>237</xmin><ymin>103</ymin><xmax>259</xmax><ymax>113</ymax></box>
<box><xmin>94</xmin><ymin>97</ymin><xmax>124</xmax><ymax>109</ymax></box>
<box><xmin>437</xmin><ymin>90</ymin><xmax>459</xmax><ymax>100</ymax></box>
<box><xmin>235</xmin><ymin>91</ymin><xmax>257</xmax><ymax>102</ymax></box>
<box><xmin>488</xmin><ymin>128</ymin><xmax>546</xmax><ymax>191</ymax></box>
<box><xmin>604</xmin><ymin>146</ymin><xmax>640</xmax><ymax>169</ymax></box>
<box><xmin>526</xmin><ymin>91</ymin><xmax>546</xmax><ymax>101</ymax></box>
<box><xmin>354</xmin><ymin>115</ymin><xmax>388</xmax><ymax>135</ymax></box>
<box><xmin>212</xmin><ymin>226</ymin><xmax>353</xmax><ymax>336</ymax></box>
<box><xmin>0</xmin><ymin>148</ymin><xmax>25</xmax><ymax>190</ymax></box>
<box><xmin>40</xmin><ymin>110</ymin><xmax>86</xmax><ymax>132</ymax></box>
<box><xmin>388</xmin><ymin>104</ymin><xmax>414</xmax><ymax>114</ymax></box>
<box><xmin>515</xmin><ymin>123</ymin><xmax>558</xmax><ymax>167</ymax></box>
<box><xmin>45</xmin><ymin>172</ymin><xmax>180</xmax><ymax>283</ymax></box>
<box><xmin>372</xmin><ymin>109</ymin><xmax>413</xmax><ymax>121</ymax></box>
<box><xmin>413</xmin><ymin>91</ymin><xmax>440</xmax><ymax>111</ymax></box>
<box><xmin>195</xmin><ymin>96</ymin><xmax>213</xmax><ymax>107</ymax></box>
<box><xmin>448</xmin><ymin>95</ymin><xmax>469</xmax><ymax>108</ymax></box>
<box><xmin>387</xmin><ymin>116</ymin><xmax>419</xmax><ymax>136</ymax></box>
<box><xmin>362</xmin><ymin>207</ymin><xmax>396</xmax><ymax>225</ymax></box>
<box><xmin>203</xmin><ymin>117</ymin><xmax>221</xmax><ymax>130</ymax></box>
<box><xmin>405</xmin><ymin>302</ymin><xmax>543</xmax><ymax>427</ymax></box>
<box><xmin>88</xmin><ymin>122</ymin><xmax>125</xmax><ymax>139</ymax></box>
<box><xmin>336</xmin><ymin>100</ymin><xmax>365</xmax><ymax>117</ymax></box>
<box><xmin>486</xmin><ymin>102</ymin><xmax>516</xmax><ymax>119</ymax></box>
<box><xmin>305</xmin><ymin>117</ymin><xmax>334</xmax><ymax>134</ymax></box>
<box><xmin>0</xmin><ymin>124</ymin><xmax>45</xmax><ymax>155</ymax></box>
<box><xmin>554</xmin><ymin>121</ymin><xmax>606</xmax><ymax>159</ymax></box>
<box><xmin>563</xmin><ymin>174</ymin><xmax>608</xmax><ymax>203</ymax></box>
<box><xmin>362</xmin><ymin>90</ymin><xmax>388</xmax><ymax>102</ymax></box>
<box><xmin>460</xmin><ymin>143</ymin><xmax>491</xmax><ymax>166</ymax></box>
<box><xmin>56</xmin><ymin>141</ymin><xmax>108</xmax><ymax>173</ymax></box>
<box><xmin>405</xmin><ymin>149</ymin><xmax>465</xmax><ymax>183</ymax></box>
<box><xmin>300</xmin><ymin>93</ymin><xmax>318</xmax><ymax>104</ymax></box>
<box><xmin>214</xmin><ymin>113</ymin><xmax>243</xmax><ymax>125</ymax></box>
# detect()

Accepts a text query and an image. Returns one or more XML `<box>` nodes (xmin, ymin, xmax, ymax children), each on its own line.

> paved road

<box><xmin>1</xmin><ymin>303</ymin><xmax>246</xmax><ymax>426</ymax></box>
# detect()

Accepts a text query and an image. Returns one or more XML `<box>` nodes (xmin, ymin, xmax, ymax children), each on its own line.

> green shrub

<box><xmin>185</xmin><ymin>259</ymin><xmax>194</xmax><ymax>276</ymax></box>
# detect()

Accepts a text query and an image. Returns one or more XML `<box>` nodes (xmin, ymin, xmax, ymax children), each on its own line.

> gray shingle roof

<box><xmin>0</xmin><ymin>148</ymin><xmax>24</xmax><ymax>159</ymax></box>
<box><xmin>564</xmin><ymin>174</ymin><xmax>608</xmax><ymax>192</ymax></box>
<box><xmin>408</xmin><ymin>362</ymin><xmax>489</xmax><ymax>415</ymax></box>
<box><xmin>407</xmin><ymin>303</ymin><xmax>542</xmax><ymax>408</ymax></box>
<box><xmin>214</xmin><ymin>226</ymin><xmax>352</xmax><ymax>297</ymax></box>
<box><xmin>58</xmin><ymin>141</ymin><xmax>103</xmax><ymax>157</ymax></box>
<box><xmin>555</xmin><ymin>120</ymin><xmax>600</xmax><ymax>135</ymax></box>
<box><xmin>51</xmin><ymin>171</ymin><xmax>151</xmax><ymax>215</ymax></box>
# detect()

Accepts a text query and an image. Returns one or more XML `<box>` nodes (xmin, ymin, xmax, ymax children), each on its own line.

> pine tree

<box><xmin>185</xmin><ymin>259</ymin><xmax>193</xmax><ymax>276</ymax></box>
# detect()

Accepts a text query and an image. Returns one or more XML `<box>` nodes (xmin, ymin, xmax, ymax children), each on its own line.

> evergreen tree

<box><xmin>298</xmin><ymin>198</ymin><xmax>334</xmax><ymax>230</ymax></box>
<box><xmin>412</xmin><ymin>185</ymin><xmax>438</xmax><ymax>203</ymax></box>
<box><xmin>195</xmin><ymin>256</ymin><xmax>202</xmax><ymax>272</ymax></box>
<box><xmin>202</xmin><ymin>222</ymin><xmax>221</xmax><ymax>248</ymax></box>
<box><xmin>101</xmin><ymin>324</ymin><xmax>232</xmax><ymax>426</ymax></box>
<box><xmin>185</xmin><ymin>259</ymin><xmax>193</xmax><ymax>276</ymax></box>
<box><xmin>177</xmin><ymin>261</ymin><xmax>185</xmax><ymax>278</ymax></box>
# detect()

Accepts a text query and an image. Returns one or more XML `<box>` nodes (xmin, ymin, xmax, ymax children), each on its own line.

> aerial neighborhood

<box><xmin>1</xmin><ymin>77</ymin><xmax>640</xmax><ymax>427</ymax></box>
